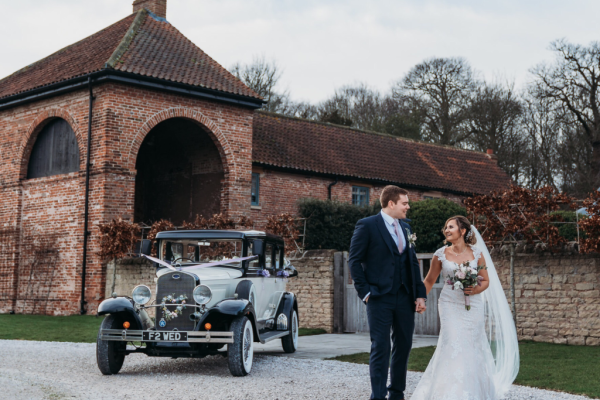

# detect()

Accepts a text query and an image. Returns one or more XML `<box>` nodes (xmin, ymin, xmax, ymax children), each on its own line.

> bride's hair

<box><xmin>443</xmin><ymin>215</ymin><xmax>477</xmax><ymax>245</ymax></box>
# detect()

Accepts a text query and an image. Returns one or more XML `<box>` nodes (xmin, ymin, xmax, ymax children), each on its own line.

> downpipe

<box><xmin>327</xmin><ymin>177</ymin><xmax>339</xmax><ymax>200</ymax></box>
<box><xmin>81</xmin><ymin>77</ymin><xmax>95</xmax><ymax>315</ymax></box>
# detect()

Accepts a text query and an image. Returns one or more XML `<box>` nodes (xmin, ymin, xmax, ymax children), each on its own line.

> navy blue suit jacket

<box><xmin>349</xmin><ymin>213</ymin><xmax>427</xmax><ymax>304</ymax></box>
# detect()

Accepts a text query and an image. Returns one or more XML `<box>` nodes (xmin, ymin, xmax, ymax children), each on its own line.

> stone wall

<box><xmin>286</xmin><ymin>250</ymin><xmax>336</xmax><ymax>333</ymax></box>
<box><xmin>104</xmin><ymin>250</ymin><xmax>337</xmax><ymax>333</ymax></box>
<box><xmin>105</xmin><ymin>257</ymin><xmax>156</xmax><ymax>300</ymax></box>
<box><xmin>493</xmin><ymin>250</ymin><xmax>600</xmax><ymax>346</ymax></box>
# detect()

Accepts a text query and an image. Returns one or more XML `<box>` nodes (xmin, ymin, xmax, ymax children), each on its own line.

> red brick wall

<box><xmin>250</xmin><ymin>167</ymin><xmax>465</xmax><ymax>228</ymax></box>
<box><xmin>0</xmin><ymin>81</ymin><xmax>254</xmax><ymax>315</ymax></box>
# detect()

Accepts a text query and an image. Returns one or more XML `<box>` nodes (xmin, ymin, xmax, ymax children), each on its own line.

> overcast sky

<box><xmin>2</xmin><ymin>0</ymin><xmax>599</xmax><ymax>103</ymax></box>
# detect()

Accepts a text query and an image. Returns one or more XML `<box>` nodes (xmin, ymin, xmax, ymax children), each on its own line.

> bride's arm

<box><xmin>423</xmin><ymin>256</ymin><xmax>442</xmax><ymax>295</ymax></box>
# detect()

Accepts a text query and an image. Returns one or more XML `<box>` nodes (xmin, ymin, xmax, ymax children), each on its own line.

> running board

<box><xmin>259</xmin><ymin>330</ymin><xmax>289</xmax><ymax>344</ymax></box>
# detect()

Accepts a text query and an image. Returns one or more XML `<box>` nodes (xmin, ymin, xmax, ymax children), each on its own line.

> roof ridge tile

<box><xmin>105</xmin><ymin>9</ymin><xmax>148</xmax><ymax>69</ymax></box>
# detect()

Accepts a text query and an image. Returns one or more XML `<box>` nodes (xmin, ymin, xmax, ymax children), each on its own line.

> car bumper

<box><xmin>99</xmin><ymin>329</ymin><xmax>234</xmax><ymax>344</ymax></box>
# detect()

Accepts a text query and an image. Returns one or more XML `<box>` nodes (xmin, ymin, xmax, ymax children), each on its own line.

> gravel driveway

<box><xmin>0</xmin><ymin>340</ymin><xmax>589</xmax><ymax>400</ymax></box>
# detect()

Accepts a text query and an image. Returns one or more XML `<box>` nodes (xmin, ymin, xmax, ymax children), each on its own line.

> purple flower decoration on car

<box><xmin>257</xmin><ymin>269</ymin><xmax>270</xmax><ymax>277</ymax></box>
<box><xmin>277</xmin><ymin>270</ymin><xmax>289</xmax><ymax>277</ymax></box>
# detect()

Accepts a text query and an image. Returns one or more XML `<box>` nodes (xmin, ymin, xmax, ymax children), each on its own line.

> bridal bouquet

<box><xmin>446</xmin><ymin>262</ymin><xmax>484</xmax><ymax>310</ymax></box>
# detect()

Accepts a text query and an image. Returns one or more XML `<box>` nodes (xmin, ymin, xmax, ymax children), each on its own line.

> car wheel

<box><xmin>96</xmin><ymin>314</ymin><xmax>126</xmax><ymax>375</ymax></box>
<box><xmin>235</xmin><ymin>280</ymin><xmax>257</xmax><ymax>306</ymax></box>
<box><xmin>281</xmin><ymin>309</ymin><xmax>298</xmax><ymax>353</ymax></box>
<box><xmin>228</xmin><ymin>316</ymin><xmax>254</xmax><ymax>376</ymax></box>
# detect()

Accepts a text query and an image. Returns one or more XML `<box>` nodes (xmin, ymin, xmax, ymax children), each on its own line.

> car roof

<box><xmin>155</xmin><ymin>229</ymin><xmax>285</xmax><ymax>244</ymax></box>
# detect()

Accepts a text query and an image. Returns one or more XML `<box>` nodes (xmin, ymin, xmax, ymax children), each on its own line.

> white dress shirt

<box><xmin>380</xmin><ymin>210</ymin><xmax>407</xmax><ymax>251</ymax></box>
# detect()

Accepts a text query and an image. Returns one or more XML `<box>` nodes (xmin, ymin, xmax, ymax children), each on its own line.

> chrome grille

<box><xmin>155</xmin><ymin>271</ymin><xmax>196</xmax><ymax>331</ymax></box>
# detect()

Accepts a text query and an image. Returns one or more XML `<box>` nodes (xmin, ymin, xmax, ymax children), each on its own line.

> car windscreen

<box><xmin>159</xmin><ymin>239</ymin><xmax>244</xmax><ymax>267</ymax></box>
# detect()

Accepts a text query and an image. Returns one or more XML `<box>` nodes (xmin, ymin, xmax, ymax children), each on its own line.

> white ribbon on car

<box><xmin>143</xmin><ymin>254</ymin><xmax>259</xmax><ymax>272</ymax></box>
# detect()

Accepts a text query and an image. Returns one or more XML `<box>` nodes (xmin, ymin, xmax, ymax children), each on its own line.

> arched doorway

<box><xmin>134</xmin><ymin>118</ymin><xmax>224</xmax><ymax>225</ymax></box>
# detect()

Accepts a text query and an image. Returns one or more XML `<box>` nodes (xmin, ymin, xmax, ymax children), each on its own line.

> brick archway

<box><xmin>127</xmin><ymin>107</ymin><xmax>234</xmax><ymax>177</ymax></box>
<box><xmin>130</xmin><ymin>107</ymin><xmax>239</xmax><ymax>221</ymax></box>
<box><xmin>18</xmin><ymin>108</ymin><xmax>84</xmax><ymax>180</ymax></box>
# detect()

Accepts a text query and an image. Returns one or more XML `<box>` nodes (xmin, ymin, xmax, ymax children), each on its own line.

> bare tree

<box><xmin>230</xmin><ymin>55</ymin><xmax>290</xmax><ymax>113</ymax></box>
<box><xmin>317</xmin><ymin>83</ymin><xmax>382</xmax><ymax>129</ymax></box>
<box><xmin>531</xmin><ymin>39</ymin><xmax>600</xmax><ymax>191</ymax></box>
<box><xmin>519</xmin><ymin>93</ymin><xmax>563</xmax><ymax>189</ymax></box>
<box><xmin>285</xmin><ymin>101</ymin><xmax>319</xmax><ymax>119</ymax></box>
<box><xmin>393</xmin><ymin>57</ymin><xmax>478</xmax><ymax>145</ymax></box>
<box><xmin>468</xmin><ymin>82</ymin><xmax>525</xmax><ymax>181</ymax></box>
<box><xmin>315</xmin><ymin>83</ymin><xmax>422</xmax><ymax>139</ymax></box>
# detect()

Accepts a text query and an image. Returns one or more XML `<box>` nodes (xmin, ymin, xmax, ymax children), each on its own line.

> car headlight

<box><xmin>193</xmin><ymin>285</ymin><xmax>212</xmax><ymax>305</ymax></box>
<box><xmin>132</xmin><ymin>285</ymin><xmax>152</xmax><ymax>305</ymax></box>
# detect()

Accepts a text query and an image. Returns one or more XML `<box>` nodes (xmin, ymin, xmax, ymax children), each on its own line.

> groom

<box><xmin>349</xmin><ymin>185</ymin><xmax>427</xmax><ymax>400</ymax></box>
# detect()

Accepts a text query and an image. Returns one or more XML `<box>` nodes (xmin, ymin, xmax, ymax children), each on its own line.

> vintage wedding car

<box><xmin>96</xmin><ymin>230</ymin><xmax>299</xmax><ymax>376</ymax></box>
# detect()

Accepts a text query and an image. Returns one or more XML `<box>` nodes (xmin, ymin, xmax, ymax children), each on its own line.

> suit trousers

<box><xmin>366</xmin><ymin>288</ymin><xmax>414</xmax><ymax>400</ymax></box>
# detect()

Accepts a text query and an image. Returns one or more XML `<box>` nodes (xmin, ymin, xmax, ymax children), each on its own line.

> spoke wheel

<box><xmin>281</xmin><ymin>309</ymin><xmax>298</xmax><ymax>353</ymax></box>
<box><xmin>228</xmin><ymin>316</ymin><xmax>254</xmax><ymax>376</ymax></box>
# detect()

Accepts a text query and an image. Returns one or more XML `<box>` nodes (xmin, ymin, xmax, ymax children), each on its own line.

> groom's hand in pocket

<box><xmin>415</xmin><ymin>298</ymin><xmax>426</xmax><ymax>314</ymax></box>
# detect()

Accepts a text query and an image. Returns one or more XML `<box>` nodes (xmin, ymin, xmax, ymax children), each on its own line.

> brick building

<box><xmin>250</xmin><ymin>112</ymin><xmax>510</xmax><ymax>225</ymax></box>
<box><xmin>0</xmin><ymin>0</ymin><xmax>510</xmax><ymax>316</ymax></box>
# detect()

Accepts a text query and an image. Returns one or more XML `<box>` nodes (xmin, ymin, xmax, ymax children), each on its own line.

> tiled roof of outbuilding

<box><xmin>252</xmin><ymin>112</ymin><xmax>511</xmax><ymax>196</ymax></box>
<box><xmin>0</xmin><ymin>9</ymin><xmax>259</xmax><ymax>101</ymax></box>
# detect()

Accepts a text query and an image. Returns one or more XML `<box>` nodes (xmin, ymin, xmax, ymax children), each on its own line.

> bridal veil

<box><xmin>472</xmin><ymin>226</ymin><xmax>520</xmax><ymax>397</ymax></box>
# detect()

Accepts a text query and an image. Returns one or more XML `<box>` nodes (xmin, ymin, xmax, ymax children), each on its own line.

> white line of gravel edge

<box><xmin>0</xmin><ymin>340</ymin><xmax>590</xmax><ymax>400</ymax></box>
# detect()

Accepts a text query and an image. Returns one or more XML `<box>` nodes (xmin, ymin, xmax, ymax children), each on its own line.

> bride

<box><xmin>411</xmin><ymin>215</ymin><xmax>519</xmax><ymax>400</ymax></box>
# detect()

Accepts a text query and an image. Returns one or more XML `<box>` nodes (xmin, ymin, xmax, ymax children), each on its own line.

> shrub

<box><xmin>98</xmin><ymin>218</ymin><xmax>141</xmax><ymax>260</ymax></box>
<box><xmin>298</xmin><ymin>197</ymin><xmax>467</xmax><ymax>253</ymax></box>
<box><xmin>298</xmin><ymin>198</ymin><xmax>381</xmax><ymax>251</ymax></box>
<box><xmin>408</xmin><ymin>198</ymin><xmax>467</xmax><ymax>253</ymax></box>
<box><xmin>265</xmin><ymin>213</ymin><xmax>300</xmax><ymax>255</ymax></box>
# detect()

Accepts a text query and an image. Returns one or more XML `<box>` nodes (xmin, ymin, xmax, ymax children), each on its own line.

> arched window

<box><xmin>27</xmin><ymin>118</ymin><xmax>79</xmax><ymax>179</ymax></box>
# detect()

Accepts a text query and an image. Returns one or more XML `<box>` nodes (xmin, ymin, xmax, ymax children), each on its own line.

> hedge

<box><xmin>408</xmin><ymin>198</ymin><xmax>468</xmax><ymax>253</ymax></box>
<box><xmin>550</xmin><ymin>211</ymin><xmax>585</xmax><ymax>242</ymax></box>
<box><xmin>298</xmin><ymin>198</ymin><xmax>381</xmax><ymax>251</ymax></box>
<box><xmin>298</xmin><ymin>197</ymin><xmax>467</xmax><ymax>253</ymax></box>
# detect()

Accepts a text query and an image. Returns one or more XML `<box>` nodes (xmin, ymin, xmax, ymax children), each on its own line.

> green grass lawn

<box><xmin>298</xmin><ymin>328</ymin><xmax>327</xmax><ymax>336</ymax></box>
<box><xmin>329</xmin><ymin>342</ymin><xmax>600</xmax><ymax>399</ymax></box>
<box><xmin>0</xmin><ymin>314</ymin><xmax>326</xmax><ymax>343</ymax></box>
<box><xmin>0</xmin><ymin>314</ymin><xmax>102</xmax><ymax>343</ymax></box>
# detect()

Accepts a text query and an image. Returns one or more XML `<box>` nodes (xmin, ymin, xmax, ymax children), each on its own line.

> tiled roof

<box><xmin>0</xmin><ymin>9</ymin><xmax>259</xmax><ymax>101</ymax></box>
<box><xmin>252</xmin><ymin>112</ymin><xmax>511</xmax><ymax>196</ymax></box>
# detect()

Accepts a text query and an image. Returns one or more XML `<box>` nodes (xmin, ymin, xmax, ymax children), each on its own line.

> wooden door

<box><xmin>343</xmin><ymin>252</ymin><xmax>370</xmax><ymax>333</ymax></box>
<box><xmin>342</xmin><ymin>253</ymin><xmax>441</xmax><ymax>335</ymax></box>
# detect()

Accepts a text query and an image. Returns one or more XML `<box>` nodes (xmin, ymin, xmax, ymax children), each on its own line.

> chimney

<box><xmin>486</xmin><ymin>148</ymin><xmax>498</xmax><ymax>163</ymax></box>
<box><xmin>133</xmin><ymin>0</ymin><xmax>167</xmax><ymax>19</ymax></box>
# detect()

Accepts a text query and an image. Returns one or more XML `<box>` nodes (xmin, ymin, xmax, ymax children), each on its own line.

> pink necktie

<box><xmin>393</xmin><ymin>220</ymin><xmax>404</xmax><ymax>254</ymax></box>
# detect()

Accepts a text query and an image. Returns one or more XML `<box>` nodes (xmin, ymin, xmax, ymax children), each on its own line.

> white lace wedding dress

<box><xmin>410</xmin><ymin>245</ymin><xmax>498</xmax><ymax>400</ymax></box>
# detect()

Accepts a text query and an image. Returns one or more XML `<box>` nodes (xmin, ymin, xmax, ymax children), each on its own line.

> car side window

<box><xmin>274</xmin><ymin>247</ymin><xmax>282</xmax><ymax>269</ymax></box>
<box><xmin>265</xmin><ymin>243</ymin><xmax>273</xmax><ymax>269</ymax></box>
<box><xmin>247</xmin><ymin>241</ymin><xmax>261</xmax><ymax>271</ymax></box>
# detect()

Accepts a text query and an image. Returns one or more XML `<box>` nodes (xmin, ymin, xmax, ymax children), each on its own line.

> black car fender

<box><xmin>198</xmin><ymin>299</ymin><xmax>259</xmax><ymax>339</ymax></box>
<box><xmin>97</xmin><ymin>297</ymin><xmax>143</xmax><ymax>330</ymax></box>
<box><xmin>275</xmin><ymin>292</ymin><xmax>297</xmax><ymax>328</ymax></box>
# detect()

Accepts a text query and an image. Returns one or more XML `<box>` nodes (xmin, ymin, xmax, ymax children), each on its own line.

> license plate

<box><xmin>143</xmin><ymin>331</ymin><xmax>188</xmax><ymax>342</ymax></box>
